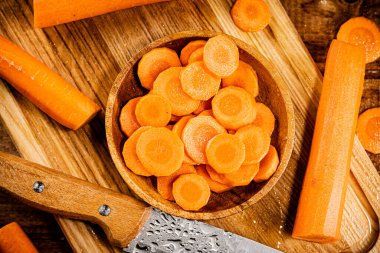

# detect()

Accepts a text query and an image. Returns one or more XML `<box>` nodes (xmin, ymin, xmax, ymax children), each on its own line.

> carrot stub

<box><xmin>0</xmin><ymin>35</ymin><xmax>100</xmax><ymax>130</ymax></box>
<box><xmin>187</xmin><ymin>47</ymin><xmax>204</xmax><ymax>64</ymax></box>
<box><xmin>157</xmin><ymin>164</ymin><xmax>196</xmax><ymax>201</ymax></box>
<box><xmin>137</xmin><ymin>47</ymin><xmax>181</xmax><ymax>90</ymax></box>
<box><xmin>196</xmin><ymin>165</ymin><xmax>233</xmax><ymax>193</ymax></box>
<box><xmin>254</xmin><ymin>145</ymin><xmax>279</xmax><ymax>182</ymax></box>
<box><xmin>356</xmin><ymin>107</ymin><xmax>380</xmax><ymax>154</ymax></box>
<box><xmin>292</xmin><ymin>40</ymin><xmax>366</xmax><ymax>243</ymax></box>
<box><xmin>180</xmin><ymin>61</ymin><xmax>221</xmax><ymax>100</ymax></box>
<box><xmin>153</xmin><ymin>67</ymin><xmax>200</xmax><ymax>116</ymax></box>
<box><xmin>203</xmin><ymin>35</ymin><xmax>239</xmax><ymax>77</ymax></box>
<box><xmin>0</xmin><ymin>222</ymin><xmax>38</xmax><ymax>253</ymax></box>
<box><xmin>206</xmin><ymin>133</ymin><xmax>245</xmax><ymax>174</ymax></box>
<box><xmin>136</xmin><ymin>127</ymin><xmax>184</xmax><ymax>176</ymax></box>
<box><xmin>172</xmin><ymin>174</ymin><xmax>211</xmax><ymax>211</ymax></box>
<box><xmin>231</xmin><ymin>0</ymin><xmax>272</xmax><ymax>32</ymax></box>
<box><xmin>212</xmin><ymin>86</ymin><xmax>256</xmax><ymax>130</ymax></box>
<box><xmin>337</xmin><ymin>17</ymin><xmax>380</xmax><ymax>63</ymax></box>
<box><xmin>119</xmin><ymin>97</ymin><xmax>141</xmax><ymax>137</ymax></box>
<box><xmin>135</xmin><ymin>94</ymin><xmax>172</xmax><ymax>127</ymax></box>
<box><xmin>180</xmin><ymin>40</ymin><xmax>207</xmax><ymax>66</ymax></box>
<box><xmin>222</xmin><ymin>60</ymin><xmax>259</xmax><ymax>97</ymax></box>
<box><xmin>251</xmin><ymin>102</ymin><xmax>276</xmax><ymax>136</ymax></box>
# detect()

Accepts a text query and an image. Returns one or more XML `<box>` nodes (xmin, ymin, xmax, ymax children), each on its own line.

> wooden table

<box><xmin>0</xmin><ymin>0</ymin><xmax>378</xmax><ymax>252</ymax></box>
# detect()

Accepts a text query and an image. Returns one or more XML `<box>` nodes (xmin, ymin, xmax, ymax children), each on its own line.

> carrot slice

<box><xmin>198</xmin><ymin>109</ymin><xmax>213</xmax><ymax>117</ymax></box>
<box><xmin>196</xmin><ymin>165</ymin><xmax>233</xmax><ymax>193</ymax></box>
<box><xmin>205</xmin><ymin>133</ymin><xmax>245</xmax><ymax>173</ymax></box>
<box><xmin>119</xmin><ymin>97</ymin><xmax>141</xmax><ymax>137</ymax></box>
<box><xmin>0</xmin><ymin>222</ymin><xmax>38</xmax><ymax>253</ymax></box>
<box><xmin>180</xmin><ymin>40</ymin><xmax>207</xmax><ymax>66</ymax></box>
<box><xmin>254</xmin><ymin>145</ymin><xmax>279</xmax><ymax>182</ymax></box>
<box><xmin>136</xmin><ymin>127</ymin><xmax>184</xmax><ymax>176</ymax></box>
<box><xmin>231</xmin><ymin>0</ymin><xmax>271</xmax><ymax>32</ymax></box>
<box><xmin>222</xmin><ymin>163</ymin><xmax>260</xmax><ymax>187</ymax></box>
<box><xmin>172</xmin><ymin>115</ymin><xmax>197</xmax><ymax>165</ymax></box>
<box><xmin>137</xmin><ymin>47</ymin><xmax>181</xmax><ymax>90</ymax></box>
<box><xmin>172</xmin><ymin>174</ymin><xmax>211</xmax><ymax>211</ymax></box>
<box><xmin>212</xmin><ymin>86</ymin><xmax>256</xmax><ymax>130</ymax></box>
<box><xmin>187</xmin><ymin>47</ymin><xmax>204</xmax><ymax>64</ymax></box>
<box><xmin>135</xmin><ymin>94</ymin><xmax>172</xmax><ymax>127</ymax></box>
<box><xmin>122</xmin><ymin>126</ymin><xmax>153</xmax><ymax>176</ymax></box>
<box><xmin>193</xmin><ymin>98</ymin><xmax>212</xmax><ymax>115</ymax></box>
<box><xmin>337</xmin><ymin>17</ymin><xmax>380</xmax><ymax>63</ymax></box>
<box><xmin>251</xmin><ymin>102</ymin><xmax>275</xmax><ymax>136</ymax></box>
<box><xmin>205</xmin><ymin>165</ymin><xmax>231</xmax><ymax>185</ymax></box>
<box><xmin>157</xmin><ymin>164</ymin><xmax>196</xmax><ymax>201</ymax></box>
<box><xmin>236</xmin><ymin>125</ymin><xmax>271</xmax><ymax>164</ymax></box>
<box><xmin>356</xmin><ymin>107</ymin><xmax>380</xmax><ymax>154</ymax></box>
<box><xmin>180</xmin><ymin>61</ymin><xmax>221</xmax><ymax>100</ymax></box>
<box><xmin>203</xmin><ymin>35</ymin><xmax>239</xmax><ymax>77</ymax></box>
<box><xmin>182</xmin><ymin>116</ymin><xmax>226</xmax><ymax>164</ymax></box>
<box><xmin>222</xmin><ymin>60</ymin><xmax>259</xmax><ymax>97</ymax></box>
<box><xmin>153</xmin><ymin>67</ymin><xmax>200</xmax><ymax>116</ymax></box>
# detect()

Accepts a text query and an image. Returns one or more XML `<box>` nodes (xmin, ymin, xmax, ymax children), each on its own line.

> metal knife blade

<box><xmin>125</xmin><ymin>208</ymin><xmax>281</xmax><ymax>253</ymax></box>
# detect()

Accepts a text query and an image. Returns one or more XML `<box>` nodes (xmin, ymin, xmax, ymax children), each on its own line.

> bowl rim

<box><xmin>105</xmin><ymin>31</ymin><xmax>295</xmax><ymax>220</ymax></box>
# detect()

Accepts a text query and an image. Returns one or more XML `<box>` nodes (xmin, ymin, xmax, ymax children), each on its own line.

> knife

<box><xmin>0</xmin><ymin>152</ymin><xmax>280</xmax><ymax>252</ymax></box>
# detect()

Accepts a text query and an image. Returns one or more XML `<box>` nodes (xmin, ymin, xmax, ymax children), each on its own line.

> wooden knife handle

<box><xmin>0</xmin><ymin>152</ymin><xmax>152</xmax><ymax>248</ymax></box>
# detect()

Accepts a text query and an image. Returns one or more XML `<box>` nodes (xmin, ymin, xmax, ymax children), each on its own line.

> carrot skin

<box><xmin>0</xmin><ymin>222</ymin><xmax>39</xmax><ymax>253</ymax></box>
<box><xmin>292</xmin><ymin>40</ymin><xmax>365</xmax><ymax>242</ymax></box>
<box><xmin>0</xmin><ymin>35</ymin><xmax>100</xmax><ymax>130</ymax></box>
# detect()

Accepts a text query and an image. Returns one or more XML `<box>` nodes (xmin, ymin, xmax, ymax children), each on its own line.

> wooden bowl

<box><xmin>106</xmin><ymin>31</ymin><xmax>295</xmax><ymax>220</ymax></box>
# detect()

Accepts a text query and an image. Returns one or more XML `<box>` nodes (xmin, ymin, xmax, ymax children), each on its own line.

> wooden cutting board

<box><xmin>0</xmin><ymin>0</ymin><xmax>379</xmax><ymax>252</ymax></box>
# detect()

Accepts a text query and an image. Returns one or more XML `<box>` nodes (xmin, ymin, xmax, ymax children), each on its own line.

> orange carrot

<box><xmin>205</xmin><ymin>133</ymin><xmax>245</xmax><ymax>173</ymax></box>
<box><xmin>193</xmin><ymin>98</ymin><xmax>212</xmax><ymax>115</ymax></box>
<box><xmin>135</xmin><ymin>94</ymin><xmax>172</xmax><ymax>127</ymax></box>
<box><xmin>198</xmin><ymin>109</ymin><xmax>213</xmax><ymax>117</ymax></box>
<box><xmin>356</xmin><ymin>107</ymin><xmax>380</xmax><ymax>154</ymax></box>
<box><xmin>205</xmin><ymin>165</ymin><xmax>231</xmax><ymax>185</ymax></box>
<box><xmin>254</xmin><ymin>145</ymin><xmax>279</xmax><ymax>182</ymax></box>
<box><xmin>180</xmin><ymin>40</ymin><xmax>207</xmax><ymax>66</ymax></box>
<box><xmin>136</xmin><ymin>127</ymin><xmax>184</xmax><ymax>176</ymax></box>
<box><xmin>292</xmin><ymin>40</ymin><xmax>366</xmax><ymax>243</ymax></box>
<box><xmin>0</xmin><ymin>222</ymin><xmax>38</xmax><ymax>253</ymax></box>
<box><xmin>337</xmin><ymin>17</ymin><xmax>380</xmax><ymax>63</ymax></box>
<box><xmin>251</xmin><ymin>102</ymin><xmax>275</xmax><ymax>135</ymax></box>
<box><xmin>172</xmin><ymin>115</ymin><xmax>197</xmax><ymax>165</ymax></box>
<box><xmin>0</xmin><ymin>35</ymin><xmax>100</xmax><ymax>130</ymax></box>
<box><xmin>152</xmin><ymin>67</ymin><xmax>200</xmax><ymax>116</ymax></box>
<box><xmin>122</xmin><ymin>126</ymin><xmax>152</xmax><ymax>176</ymax></box>
<box><xmin>221</xmin><ymin>163</ymin><xmax>259</xmax><ymax>187</ymax></box>
<box><xmin>203</xmin><ymin>35</ymin><xmax>239</xmax><ymax>77</ymax></box>
<box><xmin>182</xmin><ymin>116</ymin><xmax>226</xmax><ymax>164</ymax></box>
<box><xmin>119</xmin><ymin>97</ymin><xmax>141</xmax><ymax>137</ymax></box>
<box><xmin>137</xmin><ymin>47</ymin><xmax>181</xmax><ymax>90</ymax></box>
<box><xmin>180</xmin><ymin>61</ymin><xmax>221</xmax><ymax>100</ymax></box>
<box><xmin>172</xmin><ymin>174</ymin><xmax>211</xmax><ymax>211</ymax></box>
<box><xmin>212</xmin><ymin>86</ymin><xmax>256</xmax><ymax>130</ymax></box>
<box><xmin>196</xmin><ymin>165</ymin><xmax>233</xmax><ymax>193</ymax></box>
<box><xmin>235</xmin><ymin>125</ymin><xmax>271</xmax><ymax>164</ymax></box>
<box><xmin>166</xmin><ymin>124</ymin><xmax>174</xmax><ymax>130</ymax></box>
<box><xmin>187</xmin><ymin>47</ymin><xmax>204</xmax><ymax>64</ymax></box>
<box><xmin>157</xmin><ymin>164</ymin><xmax>196</xmax><ymax>201</ymax></box>
<box><xmin>34</xmin><ymin>0</ymin><xmax>170</xmax><ymax>28</ymax></box>
<box><xmin>222</xmin><ymin>60</ymin><xmax>259</xmax><ymax>97</ymax></box>
<box><xmin>231</xmin><ymin>0</ymin><xmax>271</xmax><ymax>32</ymax></box>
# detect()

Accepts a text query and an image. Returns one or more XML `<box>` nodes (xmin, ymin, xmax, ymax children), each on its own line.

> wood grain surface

<box><xmin>0</xmin><ymin>0</ymin><xmax>378</xmax><ymax>252</ymax></box>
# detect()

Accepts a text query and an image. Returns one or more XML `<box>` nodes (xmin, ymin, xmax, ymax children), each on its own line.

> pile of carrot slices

<box><xmin>119</xmin><ymin>35</ymin><xmax>280</xmax><ymax>211</ymax></box>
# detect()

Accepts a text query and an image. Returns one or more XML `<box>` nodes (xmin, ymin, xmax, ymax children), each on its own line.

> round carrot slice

<box><xmin>119</xmin><ymin>97</ymin><xmax>141</xmax><ymax>137</ymax></box>
<box><xmin>137</xmin><ymin>47</ymin><xmax>181</xmax><ymax>90</ymax></box>
<box><xmin>205</xmin><ymin>165</ymin><xmax>231</xmax><ymax>185</ymax></box>
<box><xmin>198</xmin><ymin>109</ymin><xmax>213</xmax><ymax>117</ymax></box>
<box><xmin>203</xmin><ymin>35</ymin><xmax>239</xmax><ymax>77</ymax></box>
<box><xmin>182</xmin><ymin>116</ymin><xmax>226</xmax><ymax>164</ymax></box>
<box><xmin>172</xmin><ymin>174</ymin><xmax>211</xmax><ymax>211</ymax></box>
<box><xmin>122</xmin><ymin>126</ymin><xmax>152</xmax><ymax>176</ymax></box>
<box><xmin>231</xmin><ymin>0</ymin><xmax>271</xmax><ymax>32</ymax></box>
<box><xmin>193</xmin><ymin>98</ymin><xmax>212</xmax><ymax>115</ymax></box>
<box><xmin>236</xmin><ymin>125</ymin><xmax>271</xmax><ymax>164</ymax></box>
<box><xmin>135</xmin><ymin>94</ymin><xmax>172</xmax><ymax>127</ymax></box>
<box><xmin>254</xmin><ymin>145</ymin><xmax>279</xmax><ymax>182</ymax></box>
<box><xmin>180</xmin><ymin>61</ymin><xmax>221</xmax><ymax>100</ymax></box>
<box><xmin>206</xmin><ymin>133</ymin><xmax>245</xmax><ymax>173</ymax></box>
<box><xmin>153</xmin><ymin>67</ymin><xmax>200</xmax><ymax>116</ymax></box>
<box><xmin>172</xmin><ymin>115</ymin><xmax>197</xmax><ymax>165</ymax></box>
<box><xmin>222</xmin><ymin>163</ymin><xmax>260</xmax><ymax>186</ymax></box>
<box><xmin>356</xmin><ymin>107</ymin><xmax>380</xmax><ymax>154</ymax></box>
<box><xmin>187</xmin><ymin>47</ymin><xmax>204</xmax><ymax>64</ymax></box>
<box><xmin>136</xmin><ymin>127</ymin><xmax>184</xmax><ymax>176</ymax></box>
<box><xmin>196</xmin><ymin>165</ymin><xmax>233</xmax><ymax>193</ymax></box>
<box><xmin>212</xmin><ymin>86</ymin><xmax>256</xmax><ymax>130</ymax></box>
<box><xmin>252</xmin><ymin>102</ymin><xmax>275</xmax><ymax>136</ymax></box>
<box><xmin>180</xmin><ymin>40</ymin><xmax>207</xmax><ymax>66</ymax></box>
<box><xmin>337</xmin><ymin>17</ymin><xmax>380</xmax><ymax>63</ymax></box>
<box><xmin>222</xmin><ymin>60</ymin><xmax>259</xmax><ymax>97</ymax></box>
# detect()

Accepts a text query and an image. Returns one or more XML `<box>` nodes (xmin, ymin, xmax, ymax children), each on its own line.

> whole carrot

<box><xmin>0</xmin><ymin>222</ymin><xmax>39</xmax><ymax>253</ymax></box>
<box><xmin>0</xmin><ymin>35</ymin><xmax>100</xmax><ymax>130</ymax></box>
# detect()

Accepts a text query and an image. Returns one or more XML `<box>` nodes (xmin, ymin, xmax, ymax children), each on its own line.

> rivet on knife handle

<box><xmin>0</xmin><ymin>152</ymin><xmax>152</xmax><ymax>247</ymax></box>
